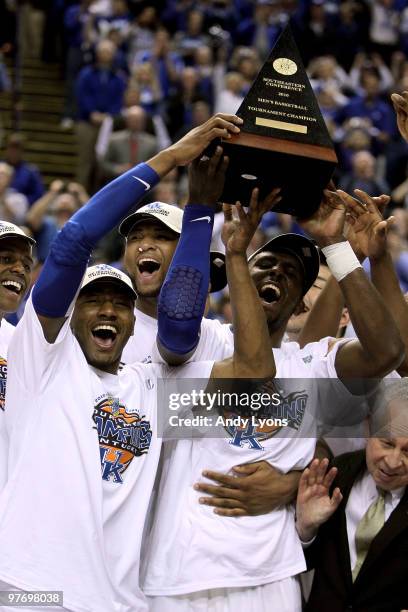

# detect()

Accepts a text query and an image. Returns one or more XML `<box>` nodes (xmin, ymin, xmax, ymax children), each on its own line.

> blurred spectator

<box><xmin>92</xmin><ymin>0</ymin><xmax>132</xmax><ymax>41</ymax></box>
<box><xmin>173</xmin><ymin>9</ymin><xmax>209</xmax><ymax>62</ymax></box>
<box><xmin>292</xmin><ymin>0</ymin><xmax>339</xmax><ymax>65</ymax></box>
<box><xmin>129</xmin><ymin>60</ymin><xmax>162</xmax><ymax>115</ymax></box>
<box><xmin>0</xmin><ymin>162</ymin><xmax>29</xmax><ymax>225</ymax></box>
<box><xmin>132</xmin><ymin>28</ymin><xmax>183</xmax><ymax>99</ymax></box>
<box><xmin>2</xmin><ymin>133</ymin><xmax>45</xmax><ymax>206</ymax></box>
<box><xmin>349</xmin><ymin>52</ymin><xmax>393</xmax><ymax>95</ymax></box>
<box><xmin>166</xmin><ymin>67</ymin><xmax>209</xmax><ymax>137</ymax></box>
<box><xmin>194</xmin><ymin>45</ymin><xmax>215</xmax><ymax>106</ymax></box>
<box><xmin>215</xmin><ymin>71</ymin><xmax>244</xmax><ymax>114</ymax></box>
<box><xmin>338</xmin><ymin>69</ymin><xmax>396</xmax><ymax>141</ymax></box>
<box><xmin>61</xmin><ymin>0</ymin><xmax>94</xmax><ymax>129</ymax></box>
<box><xmin>235</xmin><ymin>0</ymin><xmax>283</xmax><ymax>60</ymax></box>
<box><xmin>232</xmin><ymin>48</ymin><xmax>261</xmax><ymax>93</ymax></box>
<box><xmin>75</xmin><ymin>38</ymin><xmax>127</xmax><ymax>192</ymax></box>
<box><xmin>336</xmin><ymin>118</ymin><xmax>380</xmax><ymax>173</ymax></box>
<box><xmin>368</xmin><ymin>0</ymin><xmax>400</xmax><ymax>63</ymax></box>
<box><xmin>128</xmin><ymin>4</ymin><xmax>158</xmax><ymax>63</ymax></box>
<box><xmin>99</xmin><ymin>105</ymin><xmax>158</xmax><ymax>180</ymax></box>
<box><xmin>309</xmin><ymin>56</ymin><xmax>351</xmax><ymax>95</ymax></box>
<box><xmin>26</xmin><ymin>180</ymin><xmax>88</xmax><ymax>262</ymax></box>
<box><xmin>339</xmin><ymin>150</ymin><xmax>389</xmax><ymax>194</ymax></box>
<box><xmin>204</xmin><ymin>0</ymin><xmax>237</xmax><ymax>32</ymax></box>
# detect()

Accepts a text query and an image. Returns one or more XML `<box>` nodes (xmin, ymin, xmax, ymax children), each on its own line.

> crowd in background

<box><xmin>2</xmin><ymin>0</ymin><xmax>408</xmax><ymax>321</ymax></box>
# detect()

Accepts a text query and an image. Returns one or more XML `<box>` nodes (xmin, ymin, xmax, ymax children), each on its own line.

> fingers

<box><xmin>198</xmin><ymin>495</ymin><xmax>246</xmax><ymax>510</ymax></box>
<box><xmin>194</xmin><ymin>482</ymin><xmax>243</xmax><ymax>499</ymax></box>
<box><xmin>322</xmin><ymin>466</ymin><xmax>338</xmax><ymax>490</ymax></box>
<box><xmin>330</xmin><ymin>487</ymin><xmax>343</xmax><ymax>509</ymax></box>
<box><xmin>353</xmin><ymin>189</ymin><xmax>378</xmax><ymax>214</ymax></box>
<box><xmin>212</xmin><ymin>113</ymin><xmax>244</xmax><ymax>127</ymax></box>
<box><xmin>235</xmin><ymin>202</ymin><xmax>247</xmax><ymax>224</ymax></box>
<box><xmin>315</xmin><ymin>457</ymin><xmax>330</xmax><ymax>485</ymax></box>
<box><xmin>261</xmin><ymin>187</ymin><xmax>282</xmax><ymax>214</ymax></box>
<box><xmin>337</xmin><ymin>189</ymin><xmax>370</xmax><ymax>218</ymax></box>
<box><xmin>213</xmin><ymin>506</ymin><xmax>247</xmax><ymax>517</ymax></box>
<box><xmin>391</xmin><ymin>92</ymin><xmax>408</xmax><ymax>113</ymax></box>
<box><xmin>201</xmin><ymin>470</ymin><xmax>241</xmax><ymax>488</ymax></box>
<box><xmin>223</xmin><ymin>203</ymin><xmax>233</xmax><ymax>222</ymax></box>
<box><xmin>232</xmin><ymin>463</ymin><xmax>260</xmax><ymax>476</ymax></box>
<box><xmin>324</xmin><ymin>189</ymin><xmax>346</xmax><ymax>210</ymax></box>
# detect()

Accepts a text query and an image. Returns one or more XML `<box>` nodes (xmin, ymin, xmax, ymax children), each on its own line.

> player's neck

<box><xmin>268</xmin><ymin>325</ymin><xmax>285</xmax><ymax>349</ymax></box>
<box><xmin>136</xmin><ymin>296</ymin><xmax>158</xmax><ymax>319</ymax></box>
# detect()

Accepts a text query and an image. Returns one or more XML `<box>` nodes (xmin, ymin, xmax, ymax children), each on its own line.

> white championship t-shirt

<box><xmin>0</xmin><ymin>298</ymin><xmax>213</xmax><ymax>612</ymax></box>
<box><xmin>0</xmin><ymin>318</ymin><xmax>15</xmax><ymax>491</ymax></box>
<box><xmin>121</xmin><ymin>308</ymin><xmax>233</xmax><ymax>364</ymax></box>
<box><xmin>141</xmin><ymin>336</ymin><xmax>349</xmax><ymax>595</ymax></box>
<box><xmin>121</xmin><ymin>312</ymin><xmax>349</xmax><ymax>595</ymax></box>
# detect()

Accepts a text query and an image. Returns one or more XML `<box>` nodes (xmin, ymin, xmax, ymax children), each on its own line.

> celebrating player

<box><xmin>0</xmin><ymin>221</ymin><xmax>35</xmax><ymax>490</ymax></box>
<box><xmin>141</xmin><ymin>185</ymin><xmax>403</xmax><ymax>610</ymax></box>
<box><xmin>0</xmin><ymin>115</ymin><xmax>281</xmax><ymax>612</ymax></box>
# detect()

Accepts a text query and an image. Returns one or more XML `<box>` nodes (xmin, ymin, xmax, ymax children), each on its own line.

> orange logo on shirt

<box><xmin>93</xmin><ymin>397</ymin><xmax>152</xmax><ymax>483</ymax></box>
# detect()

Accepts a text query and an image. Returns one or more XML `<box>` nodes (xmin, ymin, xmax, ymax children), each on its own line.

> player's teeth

<box><xmin>2</xmin><ymin>281</ymin><xmax>22</xmax><ymax>291</ymax></box>
<box><xmin>93</xmin><ymin>325</ymin><xmax>117</xmax><ymax>334</ymax></box>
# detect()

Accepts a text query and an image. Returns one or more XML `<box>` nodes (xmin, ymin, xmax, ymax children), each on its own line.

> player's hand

<box><xmin>296</xmin><ymin>458</ymin><xmax>342</xmax><ymax>542</ymax></box>
<box><xmin>298</xmin><ymin>189</ymin><xmax>346</xmax><ymax>247</ymax></box>
<box><xmin>194</xmin><ymin>461</ymin><xmax>300</xmax><ymax>517</ymax></box>
<box><xmin>186</xmin><ymin>146</ymin><xmax>229</xmax><ymax>208</ymax></box>
<box><xmin>167</xmin><ymin>113</ymin><xmax>243</xmax><ymax>166</ymax></box>
<box><xmin>391</xmin><ymin>91</ymin><xmax>408</xmax><ymax>142</ymax></box>
<box><xmin>221</xmin><ymin>187</ymin><xmax>281</xmax><ymax>256</ymax></box>
<box><xmin>341</xmin><ymin>189</ymin><xmax>394</xmax><ymax>261</ymax></box>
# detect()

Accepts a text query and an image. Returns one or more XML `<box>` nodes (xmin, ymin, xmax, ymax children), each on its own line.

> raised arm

<box><xmin>157</xmin><ymin>147</ymin><xmax>230</xmax><ymax>364</ymax></box>
<box><xmin>212</xmin><ymin>189</ymin><xmax>281</xmax><ymax>379</ymax></box>
<box><xmin>32</xmin><ymin>113</ymin><xmax>243</xmax><ymax>343</ymax></box>
<box><xmin>296</xmin><ymin>458</ymin><xmax>342</xmax><ymax>542</ymax></box>
<box><xmin>343</xmin><ymin>188</ymin><xmax>408</xmax><ymax>376</ymax></box>
<box><xmin>299</xmin><ymin>190</ymin><xmax>404</xmax><ymax>379</ymax></box>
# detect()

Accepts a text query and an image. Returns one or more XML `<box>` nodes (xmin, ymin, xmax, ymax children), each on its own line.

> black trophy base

<box><xmin>219</xmin><ymin>133</ymin><xmax>337</xmax><ymax>218</ymax></box>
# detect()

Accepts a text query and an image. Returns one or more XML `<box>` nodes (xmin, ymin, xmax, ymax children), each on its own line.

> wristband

<box><xmin>321</xmin><ymin>241</ymin><xmax>362</xmax><ymax>282</ymax></box>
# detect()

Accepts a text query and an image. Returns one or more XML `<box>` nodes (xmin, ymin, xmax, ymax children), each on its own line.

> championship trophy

<box><xmin>219</xmin><ymin>25</ymin><xmax>337</xmax><ymax>217</ymax></box>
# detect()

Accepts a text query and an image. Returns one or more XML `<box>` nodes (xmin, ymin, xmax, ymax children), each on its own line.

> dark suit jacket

<box><xmin>100</xmin><ymin>130</ymin><xmax>158</xmax><ymax>179</ymax></box>
<box><xmin>305</xmin><ymin>450</ymin><xmax>408</xmax><ymax>612</ymax></box>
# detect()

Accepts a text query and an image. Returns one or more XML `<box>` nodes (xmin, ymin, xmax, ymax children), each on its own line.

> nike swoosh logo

<box><xmin>132</xmin><ymin>176</ymin><xmax>151</xmax><ymax>191</ymax></box>
<box><xmin>191</xmin><ymin>216</ymin><xmax>211</xmax><ymax>223</ymax></box>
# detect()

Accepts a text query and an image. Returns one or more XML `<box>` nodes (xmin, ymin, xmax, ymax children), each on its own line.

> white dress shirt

<box><xmin>346</xmin><ymin>470</ymin><xmax>405</xmax><ymax>570</ymax></box>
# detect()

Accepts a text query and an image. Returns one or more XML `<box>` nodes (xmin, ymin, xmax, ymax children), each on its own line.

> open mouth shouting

<box><xmin>0</xmin><ymin>278</ymin><xmax>25</xmax><ymax>297</ymax></box>
<box><xmin>136</xmin><ymin>257</ymin><xmax>161</xmax><ymax>288</ymax></box>
<box><xmin>258</xmin><ymin>282</ymin><xmax>282</xmax><ymax>305</ymax></box>
<box><xmin>91</xmin><ymin>324</ymin><xmax>118</xmax><ymax>350</ymax></box>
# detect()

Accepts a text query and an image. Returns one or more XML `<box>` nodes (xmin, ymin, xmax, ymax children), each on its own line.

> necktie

<box><xmin>352</xmin><ymin>488</ymin><xmax>386</xmax><ymax>581</ymax></box>
<box><xmin>129</xmin><ymin>134</ymin><xmax>138</xmax><ymax>166</ymax></box>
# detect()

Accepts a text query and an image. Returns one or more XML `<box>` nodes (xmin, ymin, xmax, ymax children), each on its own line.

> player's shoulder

<box><xmin>200</xmin><ymin>317</ymin><xmax>232</xmax><ymax>339</ymax></box>
<box><xmin>121</xmin><ymin>361</ymin><xmax>162</xmax><ymax>379</ymax></box>
<box><xmin>0</xmin><ymin>319</ymin><xmax>15</xmax><ymax>343</ymax></box>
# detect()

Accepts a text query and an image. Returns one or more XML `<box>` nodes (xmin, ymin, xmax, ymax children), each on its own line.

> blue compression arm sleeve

<box><xmin>32</xmin><ymin>163</ymin><xmax>159</xmax><ymax>317</ymax></box>
<box><xmin>158</xmin><ymin>204</ymin><xmax>214</xmax><ymax>356</ymax></box>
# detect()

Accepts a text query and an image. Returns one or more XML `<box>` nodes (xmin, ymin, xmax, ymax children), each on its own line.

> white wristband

<box><xmin>321</xmin><ymin>241</ymin><xmax>362</xmax><ymax>282</ymax></box>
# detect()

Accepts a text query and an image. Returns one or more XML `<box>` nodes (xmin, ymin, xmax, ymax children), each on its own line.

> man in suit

<box><xmin>100</xmin><ymin>105</ymin><xmax>158</xmax><ymax>180</ymax></box>
<box><xmin>296</xmin><ymin>379</ymin><xmax>408</xmax><ymax>612</ymax></box>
